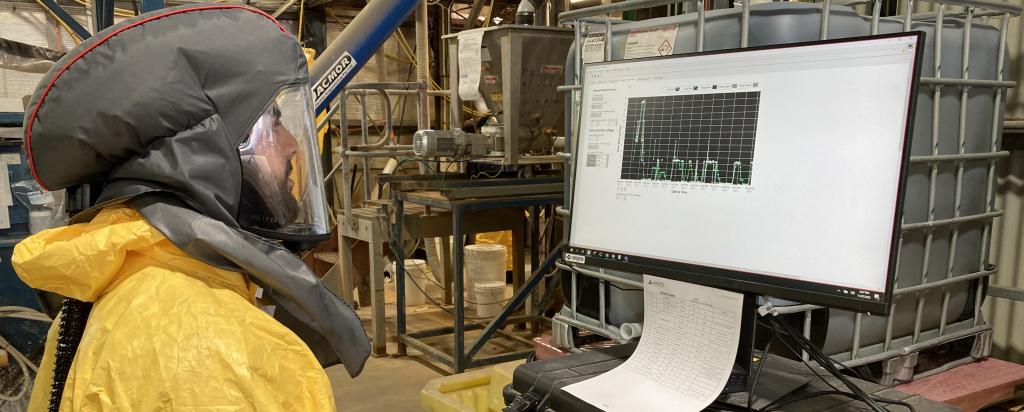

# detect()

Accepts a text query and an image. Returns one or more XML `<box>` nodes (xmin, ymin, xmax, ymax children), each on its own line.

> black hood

<box><xmin>23</xmin><ymin>4</ymin><xmax>370</xmax><ymax>377</ymax></box>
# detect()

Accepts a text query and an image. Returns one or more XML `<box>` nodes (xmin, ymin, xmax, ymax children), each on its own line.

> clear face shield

<box><xmin>238</xmin><ymin>85</ymin><xmax>330</xmax><ymax>244</ymax></box>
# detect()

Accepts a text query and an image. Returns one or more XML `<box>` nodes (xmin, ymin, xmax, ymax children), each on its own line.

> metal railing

<box><xmin>556</xmin><ymin>0</ymin><xmax>1020</xmax><ymax>380</ymax></box>
<box><xmin>320</xmin><ymin>81</ymin><xmax>445</xmax><ymax>230</ymax></box>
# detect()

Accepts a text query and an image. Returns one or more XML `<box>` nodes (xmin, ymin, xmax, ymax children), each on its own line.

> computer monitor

<box><xmin>566</xmin><ymin>33</ymin><xmax>923</xmax><ymax>315</ymax></box>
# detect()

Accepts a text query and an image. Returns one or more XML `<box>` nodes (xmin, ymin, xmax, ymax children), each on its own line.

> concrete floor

<box><xmin>326</xmin><ymin>281</ymin><xmax>538</xmax><ymax>411</ymax></box>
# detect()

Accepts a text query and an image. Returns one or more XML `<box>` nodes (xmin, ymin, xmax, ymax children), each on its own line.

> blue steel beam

<box><xmin>141</xmin><ymin>0</ymin><xmax>163</xmax><ymax>13</ymax></box>
<box><xmin>36</xmin><ymin>0</ymin><xmax>91</xmax><ymax>40</ymax></box>
<box><xmin>0</xmin><ymin>112</ymin><xmax>23</xmax><ymax>126</ymax></box>
<box><xmin>308</xmin><ymin>0</ymin><xmax>419</xmax><ymax>113</ymax></box>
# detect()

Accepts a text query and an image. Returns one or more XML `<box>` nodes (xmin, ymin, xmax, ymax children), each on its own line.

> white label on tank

<box><xmin>583</xmin><ymin>32</ymin><xmax>607</xmax><ymax>64</ymax></box>
<box><xmin>312</xmin><ymin>51</ymin><xmax>358</xmax><ymax>107</ymax></box>
<box><xmin>458</xmin><ymin>30</ymin><xmax>486</xmax><ymax>101</ymax></box>
<box><xmin>623</xmin><ymin>26</ymin><xmax>678</xmax><ymax>60</ymax></box>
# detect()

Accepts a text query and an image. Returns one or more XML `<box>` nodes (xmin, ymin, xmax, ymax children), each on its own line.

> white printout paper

<box><xmin>457</xmin><ymin>30</ymin><xmax>486</xmax><ymax>101</ymax></box>
<box><xmin>563</xmin><ymin>275</ymin><xmax>745</xmax><ymax>411</ymax></box>
<box><xmin>623</xmin><ymin>25</ymin><xmax>679</xmax><ymax>60</ymax></box>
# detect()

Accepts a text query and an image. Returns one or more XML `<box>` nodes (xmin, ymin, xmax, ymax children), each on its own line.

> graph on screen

<box><xmin>620</xmin><ymin>91</ymin><xmax>761</xmax><ymax>185</ymax></box>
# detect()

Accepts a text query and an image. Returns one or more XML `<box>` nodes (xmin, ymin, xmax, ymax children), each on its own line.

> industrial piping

<box><xmin>309</xmin><ymin>0</ymin><xmax>421</xmax><ymax>113</ymax></box>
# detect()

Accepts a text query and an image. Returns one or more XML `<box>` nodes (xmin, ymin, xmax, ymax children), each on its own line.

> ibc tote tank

<box><xmin>564</xmin><ymin>2</ymin><xmax>1006</xmax><ymax>364</ymax></box>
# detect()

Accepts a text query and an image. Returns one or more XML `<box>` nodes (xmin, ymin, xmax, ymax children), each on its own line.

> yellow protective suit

<box><xmin>13</xmin><ymin>206</ymin><xmax>336</xmax><ymax>411</ymax></box>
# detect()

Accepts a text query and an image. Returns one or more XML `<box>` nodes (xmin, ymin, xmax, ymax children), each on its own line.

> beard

<box><xmin>240</xmin><ymin>155</ymin><xmax>300</xmax><ymax>228</ymax></box>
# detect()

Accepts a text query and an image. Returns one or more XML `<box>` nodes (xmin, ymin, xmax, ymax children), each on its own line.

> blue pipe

<box><xmin>309</xmin><ymin>0</ymin><xmax>420</xmax><ymax>113</ymax></box>
<box><xmin>37</xmin><ymin>0</ymin><xmax>92</xmax><ymax>40</ymax></box>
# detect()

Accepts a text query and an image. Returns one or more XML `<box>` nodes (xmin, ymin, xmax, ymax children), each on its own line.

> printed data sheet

<box><xmin>563</xmin><ymin>276</ymin><xmax>744</xmax><ymax>411</ymax></box>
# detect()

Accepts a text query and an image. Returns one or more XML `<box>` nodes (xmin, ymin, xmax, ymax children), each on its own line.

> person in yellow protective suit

<box><xmin>13</xmin><ymin>4</ymin><xmax>370</xmax><ymax>410</ymax></box>
<box><xmin>15</xmin><ymin>207</ymin><xmax>334</xmax><ymax>410</ymax></box>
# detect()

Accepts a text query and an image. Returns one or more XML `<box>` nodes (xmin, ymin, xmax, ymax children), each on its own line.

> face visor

<box><xmin>238</xmin><ymin>85</ymin><xmax>330</xmax><ymax>245</ymax></box>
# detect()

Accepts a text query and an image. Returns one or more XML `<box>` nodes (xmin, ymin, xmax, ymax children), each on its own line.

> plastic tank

<box><xmin>563</xmin><ymin>2</ymin><xmax>1004</xmax><ymax>356</ymax></box>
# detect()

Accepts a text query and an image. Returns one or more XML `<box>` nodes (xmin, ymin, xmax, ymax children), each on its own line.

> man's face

<box><xmin>261</xmin><ymin>113</ymin><xmax>300</xmax><ymax>191</ymax></box>
<box><xmin>240</xmin><ymin>108</ymin><xmax>302</xmax><ymax>226</ymax></box>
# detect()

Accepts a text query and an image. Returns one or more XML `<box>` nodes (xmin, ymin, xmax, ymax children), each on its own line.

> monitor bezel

<box><xmin>566</xmin><ymin>31</ymin><xmax>925</xmax><ymax>316</ymax></box>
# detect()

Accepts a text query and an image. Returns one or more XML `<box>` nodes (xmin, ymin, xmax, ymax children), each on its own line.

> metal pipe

<box><xmin>976</xmin><ymin>12</ymin><xmax>1011</xmax><ymax>328</ymax></box>
<box><xmin>395</xmin><ymin>199</ymin><xmax>408</xmax><ymax>355</ymax></box>
<box><xmin>452</xmin><ymin>205</ymin><xmax>466</xmax><ymax>372</ymax></box>
<box><xmin>571</xmin><ymin>271</ymin><xmax>578</xmax><ymax>321</ymax></box>
<box><xmin>309</xmin><ymin>0</ymin><xmax>419</xmax><ymax>112</ymax></box>
<box><xmin>697</xmin><ymin>0</ymin><xmax>706</xmax><ymax>52</ymax></box>
<box><xmin>909</xmin><ymin>151</ymin><xmax>1009</xmax><ymax>162</ymax></box>
<box><xmin>940</xmin><ymin>2</ymin><xmax>973</xmax><ymax>326</ymax></box>
<box><xmin>339</xmin><ymin>94</ymin><xmax>355</xmax><ymax>228</ymax></box>
<box><xmin>913</xmin><ymin>356</ymin><xmax>976</xmax><ymax>380</ymax></box>
<box><xmin>271</xmin><ymin>0</ymin><xmax>298</xmax><ymax>18</ymax></box>
<box><xmin>552</xmin><ymin>313</ymin><xmax>625</xmax><ymax>340</ymax></box>
<box><xmin>575</xmin><ymin>16</ymin><xmax>633</xmax><ymax>24</ymax></box>
<box><xmin>559</xmin><ymin>0</ymin><xmax>693</xmax><ymax>22</ymax></box>
<box><xmin>915</xmin><ymin>0</ymin><xmax>1021</xmax><ymax>15</ymax></box>
<box><xmin>912</xmin><ymin>9</ymin><xmax>1005</xmax><ymax>20</ymax></box>
<box><xmin>803</xmin><ymin>310</ymin><xmax>812</xmax><ymax>361</ymax></box>
<box><xmin>416</xmin><ymin>0</ymin><xmax>430</xmax><ymax>129</ymax></box>
<box><xmin>358</xmin><ymin>102</ymin><xmax>373</xmax><ymax>202</ymax></box>
<box><xmin>348</xmin><ymin>144</ymin><xmax>414</xmax><ymax>151</ymax></box>
<box><xmin>346</xmin><ymin>82</ymin><xmax>426</xmax><ymax>90</ymax></box>
<box><xmin>317</xmin><ymin>98</ymin><xmax>345</xmax><ymax>132</ymax></box>
<box><xmin>741</xmin><ymin>0</ymin><xmax>750</xmax><ymax>47</ymax></box>
<box><xmin>904</xmin><ymin>0</ymin><xmax>914</xmax><ymax>31</ymax></box>
<box><xmin>558</xmin><ymin>85</ymin><xmax>582</xmax><ymax>92</ymax></box>
<box><xmin>895</xmin><ymin>268</ymin><xmax>996</xmax><ymax>295</ymax></box>
<box><xmin>872</xmin><ymin>0</ymin><xmax>880</xmax><ymax>34</ymax></box>
<box><xmin>344</xmin><ymin>150</ymin><xmax>416</xmax><ymax>158</ymax></box>
<box><xmin>557</xmin><ymin>262</ymin><xmax>644</xmax><ymax>288</ymax></box>
<box><xmin>901</xmin><ymin>210</ymin><xmax>1002</xmax><ymax>230</ymax></box>
<box><xmin>770</xmin><ymin>304</ymin><xmax>822</xmax><ymax>315</ymax></box>
<box><xmin>885</xmin><ymin>239</ymin><xmax>903</xmax><ymax>351</ymax></box>
<box><xmin>852</xmin><ymin>313</ymin><xmax>863</xmax><ymax>359</ymax></box>
<box><xmin>845</xmin><ymin>325</ymin><xmax>991</xmax><ymax>366</ymax></box>
<box><xmin>605</xmin><ymin>18</ymin><xmax>612</xmax><ymax>62</ymax></box>
<box><xmin>920</xmin><ymin>77</ymin><xmax>1015</xmax><ymax>87</ymax></box>
<box><xmin>821</xmin><ymin>0</ymin><xmax>832</xmax><ymax>40</ymax></box>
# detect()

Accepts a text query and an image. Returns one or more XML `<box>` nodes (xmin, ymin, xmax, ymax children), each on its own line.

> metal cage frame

<box><xmin>554</xmin><ymin>0</ymin><xmax>1021</xmax><ymax>383</ymax></box>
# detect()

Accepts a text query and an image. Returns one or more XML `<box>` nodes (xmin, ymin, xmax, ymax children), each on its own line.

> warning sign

<box><xmin>623</xmin><ymin>26</ymin><xmax>678</xmax><ymax>60</ymax></box>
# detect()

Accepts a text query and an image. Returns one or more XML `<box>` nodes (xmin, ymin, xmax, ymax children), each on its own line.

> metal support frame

<box><xmin>93</xmin><ymin>0</ymin><xmax>115</xmax><ymax>32</ymax></box>
<box><xmin>556</xmin><ymin>0</ymin><xmax>1020</xmax><ymax>380</ymax></box>
<box><xmin>988</xmin><ymin>285</ymin><xmax>1024</xmax><ymax>302</ymax></box>
<box><xmin>36</xmin><ymin>0</ymin><xmax>91</xmax><ymax>40</ymax></box>
<box><xmin>390</xmin><ymin>177</ymin><xmax>562</xmax><ymax>373</ymax></box>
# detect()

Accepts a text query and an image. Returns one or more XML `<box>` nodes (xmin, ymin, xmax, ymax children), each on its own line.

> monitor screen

<box><xmin>566</xmin><ymin>33</ymin><xmax>923</xmax><ymax>315</ymax></box>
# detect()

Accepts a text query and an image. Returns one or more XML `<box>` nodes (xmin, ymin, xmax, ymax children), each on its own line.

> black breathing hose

<box><xmin>47</xmin><ymin>297</ymin><xmax>92</xmax><ymax>412</ymax></box>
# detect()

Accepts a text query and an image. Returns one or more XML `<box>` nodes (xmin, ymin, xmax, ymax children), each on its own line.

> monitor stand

<box><xmin>717</xmin><ymin>293</ymin><xmax>810</xmax><ymax>406</ymax></box>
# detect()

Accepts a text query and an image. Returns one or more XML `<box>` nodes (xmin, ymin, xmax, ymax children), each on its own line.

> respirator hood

<box><xmin>22</xmin><ymin>4</ymin><xmax>370</xmax><ymax>377</ymax></box>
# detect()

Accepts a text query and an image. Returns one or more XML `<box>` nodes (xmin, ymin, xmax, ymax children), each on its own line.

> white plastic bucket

<box><xmin>386</xmin><ymin>259</ymin><xmax>437</xmax><ymax>307</ymax></box>
<box><xmin>474</xmin><ymin>281</ymin><xmax>507</xmax><ymax>317</ymax></box>
<box><xmin>464</xmin><ymin>244</ymin><xmax>507</xmax><ymax>297</ymax></box>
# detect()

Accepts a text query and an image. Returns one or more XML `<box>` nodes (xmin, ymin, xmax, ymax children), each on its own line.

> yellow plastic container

<box><xmin>421</xmin><ymin>360</ymin><xmax>524</xmax><ymax>412</ymax></box>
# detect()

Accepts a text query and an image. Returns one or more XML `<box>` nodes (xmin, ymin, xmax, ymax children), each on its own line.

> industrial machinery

<box><xmin>440</xmin><ymin>25</ymin><xmax>574</xmax><ymax>164</ymax></box>
<box><xmin>412</xmin><ymin>129</ymin><xmax>492</xmax><ymax>158</ymax></box>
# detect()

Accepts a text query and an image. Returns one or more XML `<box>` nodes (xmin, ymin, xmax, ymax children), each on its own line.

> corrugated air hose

<box><xmin>47</xmin><ymin>298</ymin><xmax>91</xmax><ymax>412</ymax></box>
